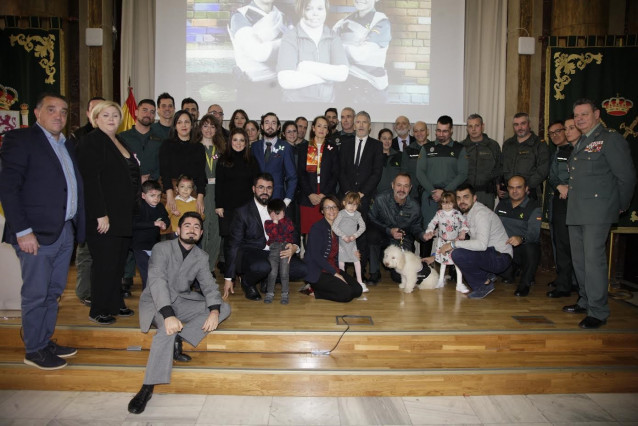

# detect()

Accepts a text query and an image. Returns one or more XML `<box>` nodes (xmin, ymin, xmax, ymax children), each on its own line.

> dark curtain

<box><xmin>0</xmin><ymin>16</ymin><xmax>63</xmax><ymax>125</ymax></box>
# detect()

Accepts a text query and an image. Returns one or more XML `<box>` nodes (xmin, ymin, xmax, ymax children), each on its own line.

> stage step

<box><xmin>2</xmin><ymin>324</ymin><xmax>638</xmax><ymax>353</ymax></box>
<box><xmin>1</xmin><ymin>326</ymin><xmax>638</xmax><ymax>396</ymax></box>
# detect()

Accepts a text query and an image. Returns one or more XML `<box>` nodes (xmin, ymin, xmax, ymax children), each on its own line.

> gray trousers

<box><xmin>74</xmin><ymin>242</ymin><xmax>92</xmax><ymax>300</ymax></box>
<box><xmin>143</xmin><ymin>297</ymin><xmax>231</xmax><ymax>385</ymax></box>
<box><xmin>267</xmin><ymin>242</ymin><xmax>290</xmax><ymax>296</ymax></box>
<box><xmin>569</xmin><ymin>223</ymin><xmax>611</xmax><ymax>320</ymax></box>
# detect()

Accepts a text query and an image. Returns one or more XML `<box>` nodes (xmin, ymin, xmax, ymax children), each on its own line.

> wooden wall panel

<box><xmin>551</xmin><ymin>0</ymin><xmax>610</xmax><ymax>36</ymax></box>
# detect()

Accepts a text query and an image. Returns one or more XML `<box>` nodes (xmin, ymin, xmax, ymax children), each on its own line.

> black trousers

<box><xmin>86</xmin><ymin>234</ymin><xmax>130</xmax><ymax>317</ymax></box>
<box><xmin>551</xmin><ymin>194</ymin><xmax>574</xmax><ymax>292</ymax></box>
<box><xmin>500</xmin><ymin>242</ymin><xmax>540</xmax><ymax>287</ymax></box>
<box><xmin>367</xmin><ymin>224</ymin><xmax>411</xmax><ymax>282</ymax></box>
<box><xmin>312</xmin><ymin>270</ymin><xmax>363</xmax><ymax>302</ymax></box>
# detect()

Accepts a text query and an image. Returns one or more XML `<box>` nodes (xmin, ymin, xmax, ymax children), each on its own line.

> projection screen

<box><xmin>155</xmin><ymin>0</ymin><xmax>465</xmax><ymax>123</ymax></box>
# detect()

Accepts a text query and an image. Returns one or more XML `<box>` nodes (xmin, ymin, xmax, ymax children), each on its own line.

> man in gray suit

<box><xmin>128</xmin><ymin>212</ymin><xmax>231</xmax><ymax>414</ymax></box>
<box><xmin>563</xmin><ymin>98</ymin><xmax>636</xmax><ymax>329</ymax></box>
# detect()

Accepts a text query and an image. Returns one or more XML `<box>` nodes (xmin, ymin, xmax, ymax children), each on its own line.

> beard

<box><xmin>138</xmin><ymin>116</ymin><xmax>153</xmax><ymax>126</ymax></box>
<box><xmin>179</xmin><ymin>234</ymin><xmax>200</xmax><ymax>245</ymax></box>
<box><xmin>458</xmin><ymin>203</ymin><xmax>472</xmax><ymax>214</ymax></box>
<box><xmin>262</xmin><ymin>127</ymin><xmax>278</xmax><ymax>138</ymax></box>
<box><xmin>255</xmin><ymin>193</ymin><xmax>271</xmax><ymax>206</ymax></box>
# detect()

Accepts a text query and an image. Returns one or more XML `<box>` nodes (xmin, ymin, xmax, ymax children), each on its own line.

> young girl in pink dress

<box><xmin>424</xmin><ymin>191</ymin><xmax>470</xmax><ymax>293</ymax></box>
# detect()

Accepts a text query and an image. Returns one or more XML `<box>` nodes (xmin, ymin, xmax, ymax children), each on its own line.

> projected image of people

<box><xmin>276</xmin><ymin>0</ymin><xmax>349</xmax><ymax>102</ymax></box>
<box><xmin>228</xmin><ymin>0</ymin><xmax>293</xmax><ymax>95</ymax></box>
<box><xmin>333</xmin><ymin>0</ymin><xmax>391</xmax><ymax>103</ymax></box>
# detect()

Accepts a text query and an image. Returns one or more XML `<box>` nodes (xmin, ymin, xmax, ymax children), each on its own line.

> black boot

<box><xmin>173</xmin><ymin>335</ymin><xmax>192</xmax><ymax>362</ymax></box>
<box><xmin>128</xmin><ymin>384</ymin><xmax>153</xmax><ymax>414</ymax></box>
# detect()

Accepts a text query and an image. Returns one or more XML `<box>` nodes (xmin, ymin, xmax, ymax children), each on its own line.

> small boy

<box><xmin>264</xmin><ymin>199</ymin><xmax>295</xmax><ymax>304</ymax></box>
<box><xmin>169</xmin><ymin>175</ymin><xmax>200</xmax><ymax>235</ymax></box>
<box><xmin>132</xmin><ymin>180</ymin><xmax>170</xmax><ymax>288</ymax></box>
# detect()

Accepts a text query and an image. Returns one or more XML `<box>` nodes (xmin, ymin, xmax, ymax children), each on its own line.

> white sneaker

<box><xmin>456</xmin><ymin>282</ymin><xmax>470</xmax><ymax>294</ymax></box>
<box><xmin>360</xmin><ymin>282</ymin><xmax>369</xmax><ymax>293</ymax></box>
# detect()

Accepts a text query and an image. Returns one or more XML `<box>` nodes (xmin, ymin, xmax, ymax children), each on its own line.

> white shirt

<box><xmin>354</xmin><ymin>136</ymin><xmax>369</xmax><ymax>165</ymax></box>
<box><xmin>455</xmin><ymin>201</ymin><xmax>512</xmax><ymax>256</ymax></box>
<box><xmin>254</xmin><ymin>198</ymin><xmax>271</xmax><ymax>250</ymax></box>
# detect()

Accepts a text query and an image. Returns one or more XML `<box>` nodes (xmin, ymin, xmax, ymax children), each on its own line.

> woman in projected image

<box><xmin>229</xmin><ymin>109</ymin><xmax>249</xmax><ymax>132</ymax></box>
<box><xmin>277</xmin><ymin>0</ymin><xmax>349</xmax><ymax>102</ymax></box>
<box><xmin>333</xmin><ymin>0</ymin><xmax>391</xmax><ymax>103</ymax></box>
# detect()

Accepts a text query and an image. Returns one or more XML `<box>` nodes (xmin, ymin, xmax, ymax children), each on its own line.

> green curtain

<box><xmin>0</xmin><ymin>16</ymin><xmax>63</xmax><ymax>125</ymax></box>
<box><xmin>546</xmin><ymin>45</ymin><xmax>638</xmax><ymax>228</ymax></box>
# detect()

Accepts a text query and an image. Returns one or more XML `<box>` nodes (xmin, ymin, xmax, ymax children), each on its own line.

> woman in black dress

<box><xmin>215</xmin><ymin>128</ymin><xmax>260</xmax><ymax>263</ymax></box>
<box><xmin>78</xmin><ymin>100</ymin><xmax>140</xmax><ymax>324</ymax></box>
<box><xmin>159</xmin><ymin>110</ymin><xmax>206</xmax><ymax>218</ymax></box>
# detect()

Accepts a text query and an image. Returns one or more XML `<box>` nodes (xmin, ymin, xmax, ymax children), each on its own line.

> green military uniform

<box><xmin>501</xmin><ymin>132</ymin><xmax>550</xmax><ymax>200</ymax></box>
<box><xmin>548</xmin><ymin>143</ymin><xmax>575</xmax><ymax>294</ymax></box>
<box><xmin>376</xmin><ymin>148</ymin><xmax>403</xmax><ymax>195</ymax></box>
<box><xmin>416</xmin><ymin>140</ymin><xmax>468</xmax><ymax>229</ymax></box>
<box><xmin>119</xmin><ymin>126</ymin><xmax>164</xmax><ymax>180</ymax></box>
<box><xmin>462</xmin><ymin>133</ymin><xmax>501</xmax><ymax>209</ymax></box>
<box><xmin>567</xmin><ymin>124</ymin><xmax>636</xmax><ymax>320</ymax></box>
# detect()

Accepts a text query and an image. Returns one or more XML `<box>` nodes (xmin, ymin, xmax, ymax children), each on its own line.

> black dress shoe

<box><xmin>366</xmin><ymin>272</ymin><xmax>381</xmax><ymax>286</ymax></box>
<box><xmin>240</xmin><ymin>280</ymin><xmax>261</xmax><ymax>301</ymax></box>
<box><xmin>514</xmin><ymin>284</ymin><xmax>530</xmax><ymax>297</ymax></box>
<box><xmin>547</xmin><ymin>290</ymin><xmax>571</xmax><ymax>298</ymax></box>
<box><xmin>173</xmin><ymin>335</ymin><xmax>192</xmax><ymax>362</ymax></box>
<box><xmin>579</xmin><ymin>316</ymin><xmax>606</xmax><ymax>329</ymax></box>
<box><xmin>128</xmin><ymin>384</ymin><xmax>154</xmax><ymax>414</ymax></box>
<box><xmin>562</xmin><ymin>304</ymin><xmax>587</xmax><ymax>314</ymax></box>
<box><xmin>547</xmin><ymin>280</ymin><xmax>555</xmax><ymax>287</ymax></box>
<box><xmin>118</xmin><ymin>307</ymin><xmax>135</xmax><ymax>317</ymax></box>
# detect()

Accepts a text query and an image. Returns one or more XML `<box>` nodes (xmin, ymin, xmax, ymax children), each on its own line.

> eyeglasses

<box><xmin>548</xmin><ymin>128</ymin><xmax>565</xmax><ymax>136</ymax></box>
<box><xmin>285</xmin><ymin>129</ymin><xmax>297</xmax><ymax>134</ymax></box>
<box><xmin>211</xmin><ymin>111</ymin><xmax>224</xmax><ymax>117</ymax></box>
<box><xmin>323</xmin><ymin>205</ymin><xmax>338</xmax><ymax>211</ymax></box>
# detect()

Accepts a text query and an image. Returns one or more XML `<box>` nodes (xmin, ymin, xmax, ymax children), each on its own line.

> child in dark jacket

<box><xmin>132</xmin><ymin>180</ymin><xmax>170</xmax><ymax>289</ymax></box>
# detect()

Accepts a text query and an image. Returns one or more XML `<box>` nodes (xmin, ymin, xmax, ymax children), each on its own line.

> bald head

<box><xmin>413</xmin><ymin>121</ymin><xmax>428</xmax><ymax>145</ymax></box>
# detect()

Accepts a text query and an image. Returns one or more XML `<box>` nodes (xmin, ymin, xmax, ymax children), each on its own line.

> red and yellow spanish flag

<box><xmin>117</xmin><ymin>86</ymin><xmax>137</xmax><ymax>133</ymax></box>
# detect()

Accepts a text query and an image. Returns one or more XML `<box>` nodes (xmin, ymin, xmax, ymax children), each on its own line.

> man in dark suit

<box><xmin>563</xmin><ymin>98</ymin><xmax>636</xmax><ymax>329</ymax></box>
<box><xmin>251</xmin><ymin>112</ymin><xmax>298</xmax><ymax>205</ymax></box>
<box><xmin>390</xmin><ymin>115</ymin><xmax>414</xmax><ymax>152</ymax></box>
<box><xmin>339</xmin><ymin>110</ymin><xmax>383</xmax><ymax>280</ymax></box>
<box><xmin>223</xmin><ymin>173</ymin><xmax>307</xmax><ymax>300</ymax></box>
<box><xmin>0</xmin><ymin>93</ymin><xmax>85</xmax><ymax>370</ymax></box>
<box><xmin>128</xmin><ymin>212</ymin><xmax>231</xmax><ymax>414</ymax></box>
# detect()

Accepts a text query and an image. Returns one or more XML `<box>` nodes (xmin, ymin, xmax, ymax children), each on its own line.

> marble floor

<box><xmin>0</xmin><ymin>390</ymin><xmax>637</xmax><ymax>425</ymax></box>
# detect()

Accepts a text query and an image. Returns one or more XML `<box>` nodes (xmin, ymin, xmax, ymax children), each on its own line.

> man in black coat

<box><xmin>223</xmin><ymin>173</ymin><xmax>307</xmax><ymax>300</ymax></box>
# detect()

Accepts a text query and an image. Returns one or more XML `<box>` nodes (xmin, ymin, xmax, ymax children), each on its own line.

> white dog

<box><xmin>383</xmin><ymin>245</ymin><xmax>439</xmax><ymax>293</ymax></box>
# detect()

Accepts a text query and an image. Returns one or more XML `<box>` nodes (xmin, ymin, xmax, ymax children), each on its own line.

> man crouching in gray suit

<box><xmin>128</xmin><ymin>212</ymin><xmax>231</xmax><ymax>414</ymax></box>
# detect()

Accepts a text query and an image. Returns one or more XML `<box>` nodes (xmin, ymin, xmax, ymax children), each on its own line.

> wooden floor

<box><xmin>1</xmin><ymin>265</ymin><xmax>638</xmax><ymax>396</ymax></box>
<box><xmin>3</xmin><ymin>265</ymin><xmax>638</xmax><ymax>332</ymax></box>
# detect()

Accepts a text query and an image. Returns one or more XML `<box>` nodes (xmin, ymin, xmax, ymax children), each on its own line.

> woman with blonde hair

<box><xmin>78</xmin><ymin>100</ymin><xmax>140</xmax><ymax>324</ymax></box>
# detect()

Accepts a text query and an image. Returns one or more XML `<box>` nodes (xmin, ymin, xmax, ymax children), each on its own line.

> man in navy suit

<box><xmin>251</xmin><ymin>112</ymin><xmax>298</xmax><ymax>206</ymax></box>
<box><xmin>0</xmin><ymin>93</ymin><xmax>85</xmax><ymax>370</ymax></box>
<box><xmin>223</xmin><ymin>173</ymin><xmax>307</xmax><ymax>300</ymax></box>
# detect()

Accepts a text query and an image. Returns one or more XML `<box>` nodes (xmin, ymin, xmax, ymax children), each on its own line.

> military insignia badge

<box><xmin>584</xmin><ymin>140</ymin><xmax>604</xmax><ymax>153</ymax></box>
